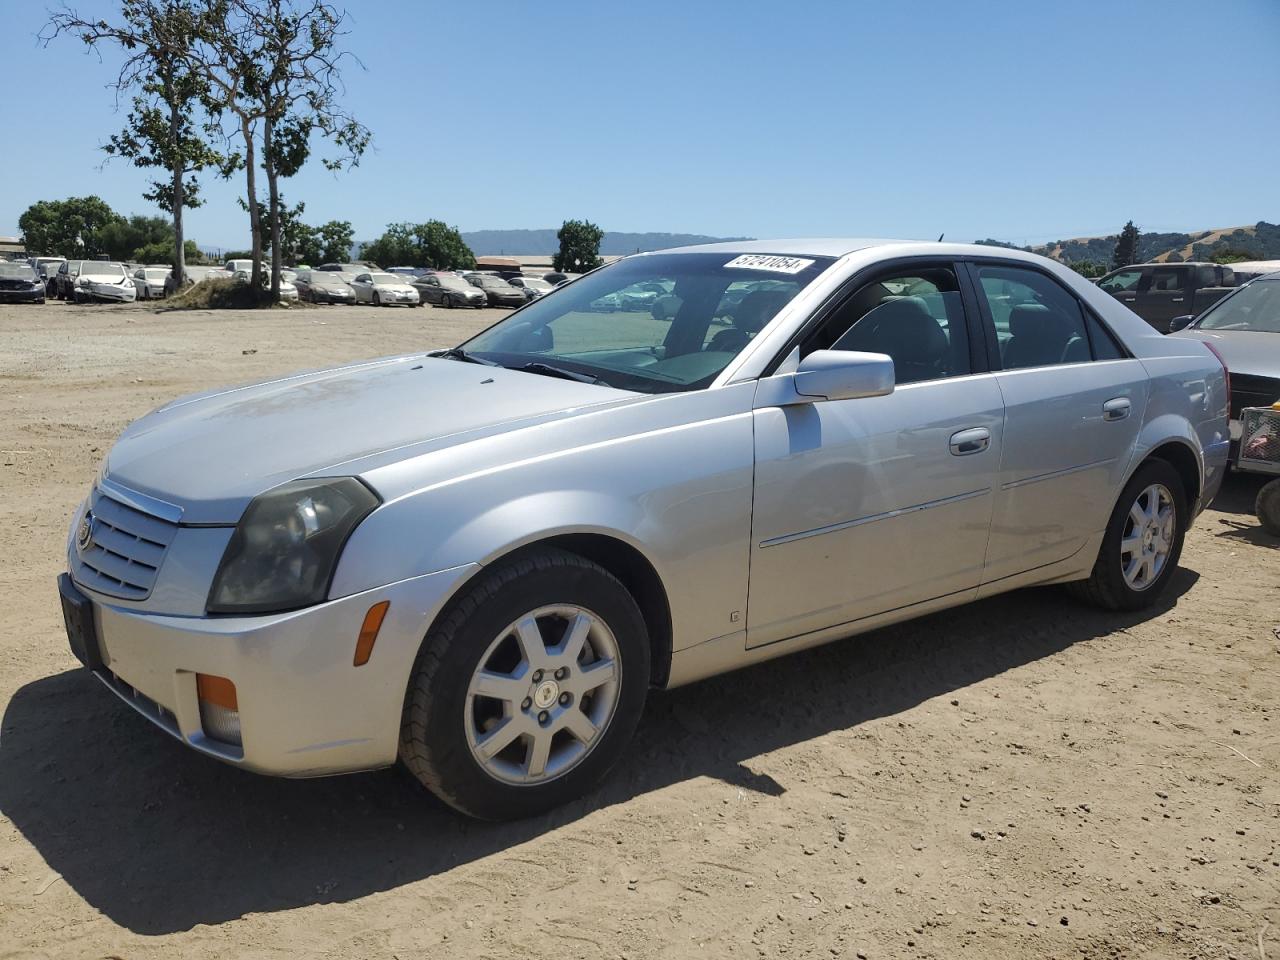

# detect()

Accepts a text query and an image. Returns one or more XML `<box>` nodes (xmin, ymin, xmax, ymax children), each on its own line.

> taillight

<box><xmin>1201</xmin><ymin>340</ymin><xmax>1230</xmax><ymax>414</ymax></box>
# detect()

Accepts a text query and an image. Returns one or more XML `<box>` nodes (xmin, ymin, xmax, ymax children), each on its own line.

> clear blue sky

<box><xmin>3</xmin><ymin>0</ymin><xmax>1278</xmax><ymax>250</ymax></box>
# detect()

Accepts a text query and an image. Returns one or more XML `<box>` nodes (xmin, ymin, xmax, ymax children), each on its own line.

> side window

<box><xmin>974</xmin><ymin>265</ymin><xmax>1092</xmax><ymax>370</ymax></box>
<box><xmin>1099</xmin><ymin>269</ymin><xmax>1142</xmax><ymax>293</ymax></box>
<box><xmin>808</xmin><ymin>266</ymin><xmax>970</xmax><ymax>385</ymax></box>
<box><xmin>1194</xmin><ymin>265</ymin><xmax>1217</xmax><ymax>287</ymax></box>
<box><xmin>1148</xmin><ymin>267</ymin><xmax>1185</xmax><ymax>292</ymax></box>
<box><xmin>1085</xmin><ymin>312</ymin><xmax>1126</xmax><ymax>360</ymax></box>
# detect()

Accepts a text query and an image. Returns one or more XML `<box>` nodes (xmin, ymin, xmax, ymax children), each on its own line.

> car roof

<box><xmin>658</xmin><ymin>238</ymin><xmax>905</xmax><ymax>258</ymax></box>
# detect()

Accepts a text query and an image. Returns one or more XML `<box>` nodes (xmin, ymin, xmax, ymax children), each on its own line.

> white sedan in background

<box><xmin>132</xmin><ymin>267</ymin><xmax>170</xmax><ymax>300</ymax></box>
<box><xmin>351</xmin><ymin>272</ymin><xmax>421</xmax><ymax>307</ymax></box>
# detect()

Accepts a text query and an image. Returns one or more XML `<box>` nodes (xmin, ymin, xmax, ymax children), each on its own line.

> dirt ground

<box><xmin>0</xmin><ymin>299</ymin><xmax>1276</xmax><ymax>960</ymax></box>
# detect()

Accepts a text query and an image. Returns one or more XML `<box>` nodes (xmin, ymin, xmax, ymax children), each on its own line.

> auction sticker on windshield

<box><xmin>723</xmin><ymin>254</ymin><xmax>816</xmax><ymax>274</ymax></box>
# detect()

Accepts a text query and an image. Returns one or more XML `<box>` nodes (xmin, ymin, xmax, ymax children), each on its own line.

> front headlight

<box><xmin>206</xmin><ymin>477</ymin><xmax>380</xmax><ymax>614</ymax></box>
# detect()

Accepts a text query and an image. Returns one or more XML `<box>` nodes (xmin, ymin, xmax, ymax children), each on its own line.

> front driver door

<box><xmin>747</xmin><ymin>262</ymin><xmax>1004</xmax><ymax>648</ymax></box>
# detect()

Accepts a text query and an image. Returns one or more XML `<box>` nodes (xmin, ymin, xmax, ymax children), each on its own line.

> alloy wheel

<box><xmin>464</xmin><ymin>604</ymin><xmax>621</xmax><ymax>785</ymax></box>
<box><xmin>1120</xmin><ymin>483</ymin><xmax>1175</xmax><ymax>591</ymax></box>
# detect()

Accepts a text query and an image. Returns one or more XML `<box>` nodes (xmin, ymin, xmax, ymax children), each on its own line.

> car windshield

<box><xmin>1198</xmin><ymin>279</ymin><xmax>1280</xmax><ymax>333</ymax></box>
<box><xmin>523</xmin><ymin>278</ymin><xmax>553</xmax><ymax>291</ymax></box>
<box><xmin>0</xmin><ymin>263</ymin><xmax>36</xmax><ymax>279</ymax></box>
<box><xmin>368</xmin><ymin>273</ymin><xmax>400</xmax><ymax>284</ymax></box>
<box><xmin>474</xmin><ymin>275</ymin><xmax>510</xmax><ymax>287</ymax></box>
<box><xmin>438</xmin><ymin>275</ymin><xmax>470</xmax><ymax>290</ymax></box>
<box><xmin>462</xmin><ymin>252</ymin><xmax>834</xmax><ymax>393</ymax></box>
<box><xmin>144</xmin><ymin>269</ymin><xmax>167</xmax><ymax>279</ymax></box>
<box><xmin>85</xmin><ymin>264</ymin><xmax>128</xmax><ymax>280</ymax></box>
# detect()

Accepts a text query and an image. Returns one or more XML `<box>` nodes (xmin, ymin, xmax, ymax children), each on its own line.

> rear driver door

<box><xmin>967</xmin><ymin>262</ymin><xmax>1147</xmax><ymax>583</ymax></box>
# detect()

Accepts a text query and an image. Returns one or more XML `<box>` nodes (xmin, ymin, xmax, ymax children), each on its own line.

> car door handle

<box><xmin>1172</xmin><ymin>297</ymin><xmax>1184</xmax><ymax>302</ymax></box>
<box><xmin>949</xmin><ymin>427</ymin><xmax>990</xmax><ymax>456</ymax></box>
<box><xmin>1103</xmin><ymin>397</ymin><xmax>1131</xmax><ymax>421</ymax></box>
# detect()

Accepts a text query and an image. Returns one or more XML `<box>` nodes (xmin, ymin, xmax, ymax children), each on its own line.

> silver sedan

<box><xmin>350</xmin><ymin>271</ymin><xmax>421</xmax><ymax>307</ymax></box>
<box><xmin>58</xmin><ymin>239</ymin><xmax>1228</xmax><ymax>820</ymax></box>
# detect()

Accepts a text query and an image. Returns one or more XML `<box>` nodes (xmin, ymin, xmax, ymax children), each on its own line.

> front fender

<box><xmin>331</xmin><ymin>387</ymin><xmax>758</xmax><ymax>653</ymax></box>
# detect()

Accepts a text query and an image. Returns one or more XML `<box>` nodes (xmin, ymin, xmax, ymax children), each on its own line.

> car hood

<box><xmin>1170</xmin><ymin>329</ymin><xmax>1280</xmax><ymax>379</ymax></box>
<box><xmin>102</xmin><ymin>355</ymin><xmax>637</xmax><ymax>523</ymax></box>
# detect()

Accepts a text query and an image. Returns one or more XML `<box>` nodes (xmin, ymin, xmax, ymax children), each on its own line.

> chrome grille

<box><xmin>1239</xmin><ymin>406</ymin><xmax>1280</xmax><ymax>470</ymax></box>
<box><xmin>73</xmin><ymin>485</ymin><xmax>179</xmax><ymax>600</ymax></box>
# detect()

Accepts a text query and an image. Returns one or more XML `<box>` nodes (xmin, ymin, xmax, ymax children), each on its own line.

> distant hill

<box><xmin>978</xmin><ymin>221</ymin><xmax>1280</xmax><ymax>266</ymax></box>
<box><xmin>455</xmin><ymin>229</ymin><xmax>753</xmax><ymax>257</ymax></box>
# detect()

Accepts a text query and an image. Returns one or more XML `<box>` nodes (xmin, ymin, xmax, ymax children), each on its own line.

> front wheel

<box><xmin>1068</xmin><ymin>459</ymin><xmax>1187</xmax><ymax>611</ymax></box>
<box><xmin>399</xmin><ymin>548</ymin><xmax>650</xmax><ymax>820</ymax></box>
<box><xmin>373</xmin><ymin>292</ymin><xmax>381</xmax><ymax>307</ymax></box>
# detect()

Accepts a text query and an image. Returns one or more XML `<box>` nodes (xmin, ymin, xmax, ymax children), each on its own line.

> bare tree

<box><xmin>238</xmin><ymin>0</ymin><xmax>369</xmax><ymax>297</ymax></box>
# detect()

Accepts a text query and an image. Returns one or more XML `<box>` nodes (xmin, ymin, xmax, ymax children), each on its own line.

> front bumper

<box><xmin>81</xmin><ymin>285</ymin><xmax>137</xmax><ymax>302</ymax></box>
<box><xmin>0</xmin><ymin>287</ymin><xmax>45</xmax><ymax>302</ymax></box>
<box><xmin>61</xmin><ymin>562</ymin><xmax>478</xmax><ymax>777</ymax></box>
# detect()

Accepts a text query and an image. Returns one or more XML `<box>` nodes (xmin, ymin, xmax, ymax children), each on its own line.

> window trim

<box><xmin>960</xmin><ymin>258</ymin><xmax>1133</xmax><ymax>372</ymax></box>
<box><xmin>762</xmin><ymin>256</ymin><xmax>990</xmax><ymax>380</ymax></box>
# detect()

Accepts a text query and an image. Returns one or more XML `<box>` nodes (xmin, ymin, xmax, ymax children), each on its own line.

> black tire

<box><xmin>373</xmin><ymin>292</ymin><xmax>381</xmax><ymax>307</ymax></box>
<box><xmin>1068</xmin><ymin>458</ymin><xmax>1187</xmax><ymax>611</ymax></box>
<box><xmin>1256</xmin><ymin>478</ymin><xmax>1280</xmax><ymax>537</ymax></box>
<box><xmin>443</xmin><ymin>294</ymin><xmax>454</xmax><ymax>309</ymax></box>
<box><xmin>399</xmin><ymin>548</ymin><xmax>650</xmax><ymax>820</ymax></box>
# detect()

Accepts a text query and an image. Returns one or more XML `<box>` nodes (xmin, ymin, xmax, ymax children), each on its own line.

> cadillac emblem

<box><xmin>76</xmin><ymin>511</ymin><xmax>94</xmax><ymax>552</ymax></box>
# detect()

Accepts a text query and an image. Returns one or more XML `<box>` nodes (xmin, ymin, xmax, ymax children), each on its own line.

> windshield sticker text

<box><xmin>723</xmin><ymin>254</ymin><xmax>815</xmax><ymax>274</ymax></box>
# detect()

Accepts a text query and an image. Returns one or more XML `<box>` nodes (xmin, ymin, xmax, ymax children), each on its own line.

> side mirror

<box><xmin>1168</xmin><ymin>314</ymin><xmax>1195</xmax><ymax>332</ymax></box>
<box><xmin>794</xmin><ymin>349</ymin><xmax>895</xmax><ymax>402</ymax></box>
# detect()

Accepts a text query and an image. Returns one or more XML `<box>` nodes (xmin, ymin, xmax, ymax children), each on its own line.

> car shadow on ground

<box><xmin>0</xmin><ymin>571</ymin><xmax>1197</xmax><ymax>935</ymax></box>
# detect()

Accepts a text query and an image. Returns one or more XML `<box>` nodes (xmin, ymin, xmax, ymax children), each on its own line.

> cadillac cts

<box><xmin>59</xmin><ymin>240</ymin><xmax>1230</xmax><ymax>819</ymax></box>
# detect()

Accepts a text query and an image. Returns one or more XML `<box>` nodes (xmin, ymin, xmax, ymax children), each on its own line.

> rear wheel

<box><xmin>1068</xmin><ymin>459</ymin><xmax>1186</xmax><ymax>610</ymax></box>
<box><xmin>443</xmin><ymin>294</ymin><xmax>454</xmax><ymax>309</ymax></box>
<box><xmin>399</xmin><ymin>548</ymin><xmax>650</xmax><ymax>820</ymax></box>
<box><xmin>373</xmin><ymin>291</ymin><xmax>382</xmax><ymax>307</ymax></box>
<box><xmin>1256</xmin><ymin>478</ymin><xmax>1280</xmax><ymax>537</ymax></box>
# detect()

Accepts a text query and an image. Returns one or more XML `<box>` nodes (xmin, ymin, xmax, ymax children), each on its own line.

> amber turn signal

<box><xmin>353</xmin><ymin>601</ymin><xmax>390</xmax><ymax>666</ymax></box>
<box><xmin>196</xmin><ymin>673</ymin><xmax>238</xmax><ymax>710</ymax></box>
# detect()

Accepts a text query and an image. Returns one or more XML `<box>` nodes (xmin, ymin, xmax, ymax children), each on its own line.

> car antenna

<box><xmin>937</xmin><ymin>233</ymin><xmax>945</xmax><ymax>242</ymax></box>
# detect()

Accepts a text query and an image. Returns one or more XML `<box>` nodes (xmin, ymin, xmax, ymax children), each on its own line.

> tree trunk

<box><xmin>169</xmin><ymin>93</ymin><xmax>187</xmax><ymax>296</ymax></box>
<box><xmin>241</xmin><ymin>116</ymin><xmax>264</xmax><ymax>297</ymax></box>
<box><xmin>263</xmin><ymin>112</ymin><xmax>282</xmax><ymax>301</ymax></box>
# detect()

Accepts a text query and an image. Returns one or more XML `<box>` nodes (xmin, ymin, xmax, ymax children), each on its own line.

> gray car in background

<box><xmin>294</xmin><ymin>269</ymin><xmax>355</xmax><ymax>304</ymax></box>
<box><xmin>58</xmin><ymin>239</ymin><xmax>1227</xmax><ymax>820</ymax></box>
<box><xmin>411</xmin><ymin>272</ymin><xmax>487</xmax><ymax>308</ymax></box>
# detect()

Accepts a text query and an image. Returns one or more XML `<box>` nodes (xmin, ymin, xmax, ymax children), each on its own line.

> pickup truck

<box><xmin>1096</xmin><ymin>262</ymin><xmax>1236</xmax><ymax>333</ymax></box>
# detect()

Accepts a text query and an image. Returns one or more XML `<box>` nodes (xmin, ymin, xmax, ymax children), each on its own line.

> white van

<box><xmin>224</xmin><ymin>259</ymin><xmax>255</xmax><ymax>274</ymax></box>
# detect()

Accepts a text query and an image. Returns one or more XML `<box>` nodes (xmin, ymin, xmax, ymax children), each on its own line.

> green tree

<box><xmin>1112</xmin><ymin>220</ymin><xmax>1141</xmax><ymax>269</ymax></box>
<box><xmin>553</xmin><ymin>219</ymin><xmax>604</xmax><ymax>273</ymax></box>
<box><xmin>134</xmin><ymin>239</ymin><xmax>201</xmax><ymax>263</ymax></box>
<box><xmin>99</xmin><ymin>214</ymin><xmax>174</xmax><ymax>261</ymax></box>
<box><xmin>1066</xmin><ymin>260</ymin><xmax>1107</xmax><ymax>279</ymax></box>
<box><xmin>318</xmin><ymin>220</ymin><xmax>355</xmax><ymax>263</ymax></box>
<box><xmin>360</xmin><ymin>220</ymin><xmax>474</xmax><ymax>269</ymax></box>
<box><xmin>1209</xmin><ymin>247</ymin><xmax>1260</xmax><ymax>264</ymax></box>
<box><xmin>415</xmin><ymin>220</ymin><xmax>475</xmax><ymax>270</ymax></box>
<box><xmin>361</xmin><ymin>223</ymin><xmax>419</xmax><ymax>268</ymax></box>
<box><xmin>45</xmin><ymin>0</ymin><xmax>228</xmax><ymax>292</ymax></box>
<box><xmin>18</xmin><ymin>196</ymin><xmax>123</xmax><ymax>257</ymax></box>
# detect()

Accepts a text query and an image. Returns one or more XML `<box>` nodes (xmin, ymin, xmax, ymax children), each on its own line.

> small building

<box><xmin>0</xmin><ymin>237</ymin><xmax>25</xmax><ymax>259</ymax></box>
